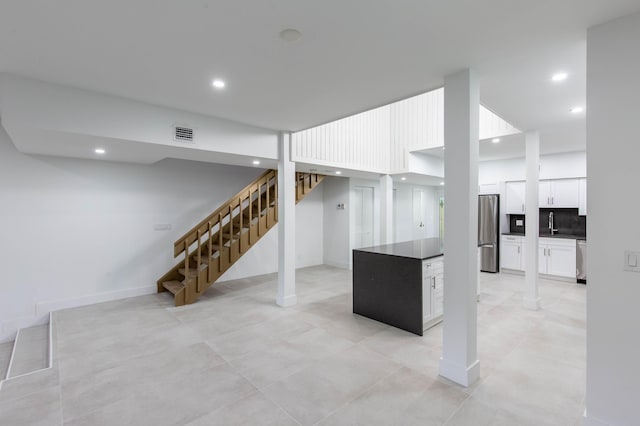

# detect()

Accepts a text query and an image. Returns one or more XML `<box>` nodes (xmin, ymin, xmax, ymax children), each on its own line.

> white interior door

<box><xmin>413</xmin><ymin>188</ymin><xmax>429</xmax><ymax>240</ymax></box>
<box><xmin>353</xmin><ymin>186</ymin><xmax>374</xmax><ymax>249</ymax></box>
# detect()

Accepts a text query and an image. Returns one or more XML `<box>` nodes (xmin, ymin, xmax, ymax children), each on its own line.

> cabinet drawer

<box><xmin>423</xmin><ymin>259</ymin><xmax>444</xmax><ymax>273</ymax></box>
<box><xmin>539</xmin><ymin>237</ymin><xmax>576</xmax><ymax>247</ymax></box>
<box><xmin>501</xmin><ymin>235</ymin><xmax>523</xmax><ymax>242</ymax></box>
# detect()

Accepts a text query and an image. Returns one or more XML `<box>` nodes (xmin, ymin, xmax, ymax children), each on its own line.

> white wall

<box><xmin>292</xmin><ymin>86</ymin><xmax>517</xmax><ymax>175</ymax></box>
<box><xmin>478</xmin><ymin>151</ymin><xmax>586</xmax><ymax>184</ymax></box>
<box><xmin>0</xmin><ymin>74</ymin><xmax>278</xmax><ymax>165</ymax></box>
<box><xmin>586</xmin><ymin>12</ymin><xmax>640</xmax><ymax>426</ymax></box>
<box><xmin>219</xmin><ymin>183</ymin><xmax>324</xmax><ymax>282</ymax></box>
<box><xmin>292</xmin><ymin>105</ymin><xmax>390</xmax><ymax>174</ymax></box>
<box><xmin>322</xmin><ymin>177</ymin><xmax>351</xmax><ymax>269</ymax></box>
<box><xmin>389</xmin><ymin>89</ymin><xmax>444</xmax><ymax>171</ymax></box>
<box><xmin>0</xmin><ymin>127</ymin><xmax>321</xmax><ymax>342</ymax></box>
<box><xmin>407</xmin><ymin>152</ymin><xmax>444</xmax><ymax>177</ymax></box>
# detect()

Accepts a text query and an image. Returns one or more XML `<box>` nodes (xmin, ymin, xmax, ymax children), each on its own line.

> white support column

<box><xmin>380</xmin><ymin>174</ymin><xmax>393</xmax><ymax>244</ymax></box>
<box><xmin>439</xmin><ymin>69</ymin><xmax>480</xmax><ymax>387</ymax></box>
<box><xmin>277</xmin><ymin>131</ymin><xmax>297</xmax><ymax>307</ymax></box>
<box><xmin>524</xmin><ymin>131</ymin><xmax>541</xmax><ymax>310</ymax></box>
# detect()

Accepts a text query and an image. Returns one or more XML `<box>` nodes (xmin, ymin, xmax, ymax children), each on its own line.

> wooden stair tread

<box><xmin>178</xmin><ymin>263</ymin><xmax>208</xmax><ymax>277</ymax></box>
<box><xmin>162</xmin><ymin>281</ymin><xmax>184</xmax><ymax>295</ymax></box>
<box><xmin>198</xmin><ymin>250</ymin><xmax>221</xmax><ymax>260</ymax></box>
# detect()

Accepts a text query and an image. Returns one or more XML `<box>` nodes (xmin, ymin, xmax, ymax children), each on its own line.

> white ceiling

<box><xmin>1</xmin><ymin>1</ymin><xmax>639</xmax><ymax>148</ymax></box>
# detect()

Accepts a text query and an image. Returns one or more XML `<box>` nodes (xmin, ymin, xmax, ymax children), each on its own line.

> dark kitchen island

<box><xmin>352</xmin><ymin>238</ymin><xmax>444</xmax><ymax>336</ymax></box>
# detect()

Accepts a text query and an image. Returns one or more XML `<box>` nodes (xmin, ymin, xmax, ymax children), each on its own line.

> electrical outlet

<box><xmin>516</xmin><ymin>219</ymin><xmax>523</xmax><ymax>226</ymax></box>
<box><xmin>624</xmin><ymin>251</ymin><xmax>640</xmax><ymax>273</ymax></box>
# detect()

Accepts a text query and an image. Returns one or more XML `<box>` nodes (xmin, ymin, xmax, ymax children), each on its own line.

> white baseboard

<box><xmin>439</xmin><ymin>357</ymin><xmax>480</xmax><ymax>387</ymax></box>
<box><xmin>500</xmin><ymin>268</ymin><xmax>525</xmax><ymax>275</ymax></box>
<box><xmin>276</xmin><ymin>294</ymin><xmax>298</xmax><ymax>307</ymax></box>
<box><xmin>324</xmin><ymin>260</ymin><xmax>350</xmax><ymax>270</ymax></box>
<box><xmin>583</xmin><ymin>410</ymin><xmax>613</xmax><ymax>426</ymax></box>
<box><xmin>35</xmin><ymin>285</ymin><xmax>157</xmax><ymax>317</ymax></box>
<box><xmin>523</xmin><ymin>296</ymin><xmax>541</xmax><ymax>311</ymax></box>
<box><xmin>0</xmin><ymin>285</ymin><xmax>156</xmax><ymax>344</ymax></box>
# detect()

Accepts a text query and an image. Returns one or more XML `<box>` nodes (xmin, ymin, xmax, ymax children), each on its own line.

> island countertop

<box><xmin>353</xmin><ymin>238</ymin><xmax>444</xmax><ymax>260</ymax></box>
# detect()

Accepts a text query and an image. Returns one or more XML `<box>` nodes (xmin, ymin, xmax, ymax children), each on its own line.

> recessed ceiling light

<box><xmin>212</xmin><ymin>79</ymin><xmax>225</xmax><ymax>89</ymax></box>
<box><xmin>440</xmin><ymin>182</ymin><xmax>445</xmax><ymax>186</ymax></box>
<box><xmin>552</xmin><ymin>72</ymin><xmax>568</xmax><ymax>82</ymax></box>
<box><xmin>492</xmin><ymin>138</ymin><xmax>501</xmax><ymax>143</ymax></box>
<box><xmin>570</xmin><ymin>106</ymin><xmax>584</xmax><ymax>114</ymax></box>
<box><xmin>252</xmin><ymin>160</ymin><xmax>260</xmax><ymax>165</ymax></box>
<box><xmin>401</xmin><ymin>177</ymin><xmax>407</xmax><ymax>181</ymax></box>
<box><xmin>95</xmin><ymin>148</ymin><xmax>105</xmax><ymax>154</ymax></box>
<box><xmin>335</xmin><ymin>171</ymin><xmax>342</xmax><ymax>175</ymax></box>
<box><xmin>280</xmin><ymin>28</ymin><xmax>302</xmax><ymax>42</ymax></box>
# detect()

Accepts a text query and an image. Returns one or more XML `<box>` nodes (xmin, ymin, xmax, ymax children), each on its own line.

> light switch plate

<box><xmin>154</xmin><ymin>224</ymin><xmax>172</xmax><ymax>231</ymax></box>
<box><xmin>624</xmin><ymin>251</ymin><xmax>640</xmax><ymax>272</ymax></box>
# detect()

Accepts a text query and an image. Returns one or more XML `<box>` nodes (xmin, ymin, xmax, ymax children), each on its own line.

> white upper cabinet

<box><xmin>505</xmin><ymin>181</ymin><xmax>526</xmax><ymax>214</ymax></box>
<box><xmin>538</xmin><ymin>179</ymin><xmax>580</xmax><ymax>208</ymax></box>
<box><xmin>539</xmin><ymin>181</ymin><xmax>552</xmax><ymax>208</ymax></box>
<box><xmin>579</xmin><ymin>178</ymin><xmax>587</xmax><ymax>215</ymax></box>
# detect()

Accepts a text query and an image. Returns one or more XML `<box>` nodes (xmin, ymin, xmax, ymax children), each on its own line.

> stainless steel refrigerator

<box><xmin>478</xmin><ymin>194</ymin><xmax>500</xmax><ymax>273</ymax></box>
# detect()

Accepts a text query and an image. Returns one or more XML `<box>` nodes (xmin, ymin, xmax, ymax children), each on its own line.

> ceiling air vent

<box><xmin>174</xmin><ymin>126</ymin><xmax>194</xmax><ymax>143</ymax></box>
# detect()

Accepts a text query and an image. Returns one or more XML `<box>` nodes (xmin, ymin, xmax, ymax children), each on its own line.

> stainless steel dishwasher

<box><xmin>577</xmin><ymin>240</ymin><xmax>587</xmax><ymax>284</ymax></box>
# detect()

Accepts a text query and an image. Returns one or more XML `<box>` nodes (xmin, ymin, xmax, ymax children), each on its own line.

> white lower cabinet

<box><xmin>423</xmin><ymin>256</ymin><xmax>444</xmax><ymax>329</ymax></box>
<box><xmin>501</xmin><ymin>235</ymin><xmax>525</xmax><ymax>271</ymax></box>
<box><xmin>539</xmin><ymin>237</ymin><xmax>577</xmax><ymax>278</ymax></box>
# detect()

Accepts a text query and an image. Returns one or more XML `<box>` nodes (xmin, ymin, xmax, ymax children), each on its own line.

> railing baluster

<box><xmin>196</xmin><ymin>229</ymin><xmax>202</xmax><ymax>292</ymax></box>
<box><xmin>218</xmin><ymin>212</ymin><xmax>223</xmax><ymax>272</ymax></box>
<box><xmin>239</xmin><ymin>195</ymin><xmax>244</xmax><ymax>252</ymax></box>
<box><xmin>184</xmin><ymin>240</ymin><xmax>189</xmax><ymax>289</ymax></box>
<box><xmin>229</xmin><ymin>205</ymin><xmax>233</xmax><ymax>263</ymax></box>
<box><xmin>208</xmin><ymin>221</ymin><xmax>213</xmax><ymax>282</ymax></box>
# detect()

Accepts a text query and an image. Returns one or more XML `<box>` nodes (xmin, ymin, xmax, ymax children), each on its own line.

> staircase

<box><xmin>158</xmin><ymin>170</ymin><xmax>324</xmax><ymax>306</ymax></box>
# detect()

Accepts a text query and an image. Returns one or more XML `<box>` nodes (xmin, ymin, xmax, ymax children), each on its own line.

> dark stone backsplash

<box><xmin>509</xmin><ymin>208</ymin><xmax>586</xmax><ymax>238</ymax></box>
<box><xmin>539</xmin><ymin>208</ymin><xmax>586</xmax><ymax>237</ymax></box>
<box><xmin>509</xmin><ymin>214</ymin><xmax>526</xmax><ymax>234</ymax></box>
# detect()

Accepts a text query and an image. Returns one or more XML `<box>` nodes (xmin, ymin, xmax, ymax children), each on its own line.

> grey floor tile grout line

<box><xmin>309</xmin><ymin>363</ymin><xmax>404</xmax><ymax>426</ymax></box>
<box><xmin>255</xmin><ymin>388</ymin><xmax>302</xmax><ymax>426</ymax></box>
<box><xmin>442</xmin><ymin>389</ymin><xmax>474</xmax><ymax>425</ymax></box>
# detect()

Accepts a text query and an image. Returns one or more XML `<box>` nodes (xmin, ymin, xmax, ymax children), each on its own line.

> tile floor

<box><xmin>0</xmin><ymin>266</ymin><xmax>586</xmax><ymax>425</ymax></box>
<box><xmin>0</xmin><ymin>342</ymin><xmax>13</xmax><ymax>380</ymax></box>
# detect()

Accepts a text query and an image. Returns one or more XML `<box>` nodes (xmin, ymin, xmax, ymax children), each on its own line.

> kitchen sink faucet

<box><xmin>549</xmin><ymin>211</ymin><xmax>559</xmax><ymax>235</ymax></box>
